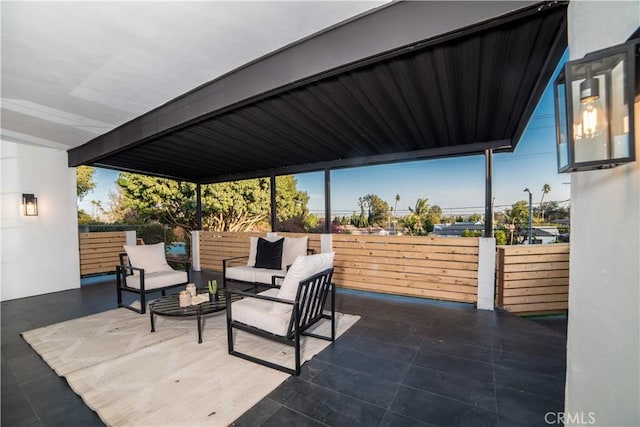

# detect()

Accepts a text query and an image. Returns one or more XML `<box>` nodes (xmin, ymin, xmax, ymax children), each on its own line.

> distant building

<box><xmin>530</xmin><ymin>226</ymin><xmax>560</xmax><ymax>244</ymax></box>
<box><xmin>431</xmin><ymin>222</ymin><xmax>484</xmax><ymax>237</ymax></box>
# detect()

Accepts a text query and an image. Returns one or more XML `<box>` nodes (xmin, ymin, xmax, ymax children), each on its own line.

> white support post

<box><xmin>125</xmin><ymin>230</ymin><xmax>136</xmax><ymax>246</ymax></box>
<box><xmin>321</xmin><ymin>234</ymin><xmax>333</xmax><ymax>253</ymax></box>
<box><xmin>476</xmin><ymin>237</ymin><xmax>496</xmax><ymax>311</ymax></box>
<box><xmin>191</xmin><ymin>230</ymin><xmax>201</xmax><ymax>271</ymax></box>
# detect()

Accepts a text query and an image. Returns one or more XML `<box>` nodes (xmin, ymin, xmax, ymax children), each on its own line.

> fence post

<box><xmin>477</xmin><ymin>237</ymin><xmax>496</xmax><ymax>310</ymax></box>
<box><xmin>125</xmin><ymin>230</ymin><xmax>136</xmax><ymax>246</ymax></box>
<box><xmin>191</xmin><ymin>230</ymin><xmax>201</xmax><ymax>271</ymax></box>
<box><xmin>321</xmin><ymin>234</ymin><xmax>333</xmax><ymax>253</ymax></box>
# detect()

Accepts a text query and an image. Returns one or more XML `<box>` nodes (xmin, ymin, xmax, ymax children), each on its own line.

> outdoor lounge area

<box><xmin>2</xmin><ymin>1</ymin><xmax>638</xmax><ymax>426</ymax></box>
<box><xmin>1</xmin><ymin>270</ymin><xmax>567</xmax><ymax>426</ymax></box>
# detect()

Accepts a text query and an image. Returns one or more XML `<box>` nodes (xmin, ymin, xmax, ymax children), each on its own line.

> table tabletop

<box><xmin>149</xmin><ymin>288</ymin><xmax>241</xmax><ymax>317</ymax></box>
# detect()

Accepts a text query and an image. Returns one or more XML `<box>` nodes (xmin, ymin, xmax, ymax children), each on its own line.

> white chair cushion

<box><xmin>254</xmin><ymin>268</ymin><xmax>286</xmax><ymax>284</ymax></box>
<box><xmin>226</xmin><ymin>266</ymin><xmax>286</xmax><ymax>285</ymax></box>
<box><xmin>123</xmin><ymin>243</ymin><xmax>173</xmax><ymax>275</ymax></box>
<box><xmin>226</xmin><ymin>266</ymin><xmax>257</xmax><ymax>283</ymax></box>
<box><xmin>124</xmin><ymin>270</ymin><xmax>188</xmax><ymax>290</ymax></box>
<box><xmin>231</xmin><ymin>288</ymin><xmax>291</xmax><ymax>336</ymax></box>
<box><xmin>281</xmin><ymin>236</ymin><xmax>308</xmax><ymax>270</ymax></box>
<box><xmin>270</xmin><ymin>252</ymin><xmax>334</xmax><ymax>315</ymax></box>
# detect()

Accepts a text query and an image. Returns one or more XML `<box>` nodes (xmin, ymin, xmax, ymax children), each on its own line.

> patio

<box><xmin>2</xmin><ymin>271</ymin><xmax>566</xmax><ymax>426</ymax></box>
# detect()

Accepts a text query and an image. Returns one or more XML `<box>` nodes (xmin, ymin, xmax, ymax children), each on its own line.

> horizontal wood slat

<box><xmin>79</xmin><ymin>232</ymin><xmax>128</xmax><ymax>276</ymax></box>
<box><xmin>200</xmin><ymin>232</ymin><xmax>480</xmax><ymax>305</ymax></box>
<box><xmin>496</xmin><ymin>244</ymin><xmax>570</xmax><ymax>315</ymax></box>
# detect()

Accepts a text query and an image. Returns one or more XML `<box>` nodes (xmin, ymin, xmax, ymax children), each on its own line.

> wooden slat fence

<box><xmin>496</xmin><ymin>244</ymin><xmax>569</xmax><ymax>315</ymax></box>
<box><xmin>199</xmin><ymin>231</ymin><xmax>321</xmax><ymax>271</ymax></box>
<box><xmin>79</xmin><ymin>231</ymin><xmax>127</xmax><ymax>276</ymax></box>
<box><xmin>199</xmin><ymin>232</ymin><xmax>480</xmax><ymax>304</ymax></box>
<box><xmin>332</xmin><ymin>235</ymin><xmax>479</xmax><ymax>303</ymax></box>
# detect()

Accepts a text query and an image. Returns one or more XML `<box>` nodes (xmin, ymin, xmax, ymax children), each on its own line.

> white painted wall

<box><xmin>1</xmin><ymin>141</ymin><xmax>80</xmax><ymax>300</ymax></box>
<box><xmin>565</xmin><ymin>2</ymin><xmax>640</xmax><ymax>425</ymax></box>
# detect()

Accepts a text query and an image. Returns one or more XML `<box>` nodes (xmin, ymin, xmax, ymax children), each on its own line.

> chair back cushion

<box><xmin>123</xmin><ymin>243</ymin><xmax>173</xmax><ymax>275</ymax></box>
<box><xmin>270</xmin><ymin>252</ymin><xmax>334</xmax><ymax>314</ymax></box>
<box><xmin>281</xmin><ymin>236</ymin><xmax>308</xmax><ymax>270</ymax></box>
<box><xmin>254</xmin><ymin>238</ymin><xmax>284</xmax><ymax>270</ymax></box>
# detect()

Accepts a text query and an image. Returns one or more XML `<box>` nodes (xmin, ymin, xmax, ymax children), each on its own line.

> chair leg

<box><xmin>140</xmin><ymin>292</ymin><xmax>146</xmax><ymax>315</ymax></box>
<box><xmin>330</xmin><ymin>283</ymin><xmax>336</xmax><ymax>341</ymax></box>
<box><xmin>226</xmin><ymin>299</ymin><xmax>234</xmax><ymax>354</ymax></box>
<box><xmin>116</xmin><ymin>267</ymin><xmax>123</xmax><ymax>308</ymax></box>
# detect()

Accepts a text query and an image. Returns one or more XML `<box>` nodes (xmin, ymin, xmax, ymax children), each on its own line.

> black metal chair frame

<box><xmin>225</xmin><ymin>268</ymin><xmax>335</xmax><ymax>376</ymax></box>
<box><xmin>116</xmin><ymin>253</ymin><xmax>191</xmax><ymax>314</ymax></box>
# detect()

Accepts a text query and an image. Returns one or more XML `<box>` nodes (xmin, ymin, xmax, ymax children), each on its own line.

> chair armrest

<box><xmin>271</xmin><ymin>275</ymin><xmax>285</xmax><ymax>287</ymax></box>
<box><xmin>223</xmin><ymin>256</ymin><xmax>249</xmax><ymax>269</ymax></box>
<box><xmin>225</xmin><ymin>288</ymin><xmax>295</xmax><ymax>305</ymax></box>
<box><xmin>117</xmin><ymin>264</ymin><xmax>144</xmax><ymax>276</ymax></box>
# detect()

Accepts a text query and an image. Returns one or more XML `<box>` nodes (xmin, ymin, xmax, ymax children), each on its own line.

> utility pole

<box><xmin>523</xmin><ymin>188</ymin><xmax>533</xmax><ymax>244</ymax></box>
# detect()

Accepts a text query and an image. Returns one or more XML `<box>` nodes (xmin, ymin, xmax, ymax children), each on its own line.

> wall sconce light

<box><xmin>22</xmin><ymin>194</ymin><xmax>38</xmax><ymax>216</ymax></box>
<box><xmin>554</xmin><ymin>38</ymin><xmax>638</xmax><ymax>172</ymax></box>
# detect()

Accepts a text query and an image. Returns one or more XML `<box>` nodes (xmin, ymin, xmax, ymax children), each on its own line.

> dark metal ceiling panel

<box><xmin>77</xmin><ymin>1</ymin><xmax>567</xmax><ymax>183</ymax></box>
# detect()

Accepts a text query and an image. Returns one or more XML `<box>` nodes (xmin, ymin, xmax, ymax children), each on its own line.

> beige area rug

<box><xmin>22</xmin><ymin>307</ymin><xmax>359</xmax><ymax>426</ymax></box>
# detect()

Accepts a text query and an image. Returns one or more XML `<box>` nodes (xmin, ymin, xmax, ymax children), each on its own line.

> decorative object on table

<box><xmin>186</xmin><ymin>283</ymin><xmax>197</xmax><ymax>297</ymax></box>
<box><xmin>207</xmin><ymin>280</ymin><xmax>217</xmax><ymax>294</ymax></box>
<box><xmin>179</xmin><ymin>290</ymin><xmax>192</xmax><ymax>307</ymax></box>
<box><xmin>191</xmin><ymin>294</ymin><xmax>210</xmax><ymax>305</ymax></box>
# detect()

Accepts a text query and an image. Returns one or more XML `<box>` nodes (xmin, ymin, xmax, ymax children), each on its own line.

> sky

<box><xmin>80</xmin><ymin>53</ymin><xmax>571</xmax><ymax>220</ymax></box>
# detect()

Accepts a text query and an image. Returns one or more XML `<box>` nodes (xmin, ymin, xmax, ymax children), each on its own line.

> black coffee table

<box><xmin>149</xmin><ymin>288</ymin><xmax>242</xmax><ymax>343</ymax></box>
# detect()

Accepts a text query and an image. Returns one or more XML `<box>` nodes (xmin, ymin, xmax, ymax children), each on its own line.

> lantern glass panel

<box><xmin>610</xmin><ymin>57</ymin><xmax>630</xmax><ymax>158</ymax></box>
<box><xmin>570</xmin><ymin>70</ymin><xmax>609</xmax><ymax>163</ymax></box>
<box><xmin>555</xmin><ymin>79</ymin><xmax>569</xmax><ymax>171</ymax></box>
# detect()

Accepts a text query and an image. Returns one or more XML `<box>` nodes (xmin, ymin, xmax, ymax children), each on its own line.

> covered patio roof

<box><xmin>68</xmin><ymin>1</ymin><xmax>567</xmax><ymax>184</ymax></box>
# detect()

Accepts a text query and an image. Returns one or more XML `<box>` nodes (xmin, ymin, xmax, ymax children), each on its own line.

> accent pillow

<box><xmin>254</xmin><ymin>237</ymin><xmax>284</xmax><ymax>270</ymax></box>
<box><xmin>270</xmin><ymin>252</ymin><xmax>335</xmax><ymax>315</ymax></box>
<box><xmin>123</xmin><ymin>243</ymin><xmax>173</xmax><ymax>275</ymax></box>
<box><xmin>281</xmin><ymin>236</ymin><xmax>308</xmax><ymax>270</ymax></box>
<box><xmin>247</xmin><ymin>235</ymin><xmax>279</xmax><ymax>267</ymax></box>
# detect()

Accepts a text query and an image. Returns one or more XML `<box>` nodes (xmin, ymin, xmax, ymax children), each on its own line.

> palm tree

<box><xmin>539</xmin><ymin>184</ymin><xmax>551</xmax><ymax>221</ymax></box>
<box><xmin>394</xmin><ymin>194</ymin><xmax>400</xmax><ymax>216</ymax></box>
<box><xmin>408</xmin><ymin>198</ymin><xmax>429</xmax><ymax>234</ymax></box>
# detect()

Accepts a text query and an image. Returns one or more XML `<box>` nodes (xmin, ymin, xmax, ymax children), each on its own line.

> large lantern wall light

<box><xmin>554</xmin><ymin>38</ymin><xmax>638</xmax><ymax>173</ymax></box>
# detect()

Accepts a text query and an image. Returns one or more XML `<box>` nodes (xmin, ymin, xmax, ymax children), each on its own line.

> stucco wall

<box><xmin>1</xmin><ymin>141</ymin><xmax>80</xmax><ymax>300</ymax></box>
<box><xmin>565</xmin><ymin>2</ymin><xmax>640</xmax><ymax>425</ymax></box>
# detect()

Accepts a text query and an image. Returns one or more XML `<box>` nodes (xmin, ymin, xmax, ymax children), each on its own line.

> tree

<box><xmin>468</xmin><ymin>213</ymin><xmax>482</xmax><ymax>223</ymax></box>
<box><xmin>76</xmin><ymin>166</ymin><xmax>96</xmax><ymax>201</ymax></box>
<box><xmin>539</xmin><ymin>183</ymin><xmax>551</xmax><ymax>220</ymax></box>
<box><xmin>394</xmin><ymin>194</ymin><xmax>400</xmax><ymax>215</ymax></box>
<box><xmin>425</xmin><ymin>205</ymin><xmax>442</xmax><ymax>232</ymax></box>
<box><xmin>494</xmin><ymin>229</ymin><xmax>507</xmax><ymax>245</ymax></box>
<box><xmin>357</xmin><ymin>194</ymin><xmax>389</xmax><ymax>227</ymax></box>
<box><xmin>408</xmin><ymin>198</ymin><xmax>429</xmax><ymax>234</ymax></box>
<box><xmin>504</xmin><ymin>200</ymin><xmax>530</xmax><ymax>244</ymax></box>
<box><xmin>114</xmin><ymin>173</ymin><xmax>309</xmax><ymax>234</ymax></box>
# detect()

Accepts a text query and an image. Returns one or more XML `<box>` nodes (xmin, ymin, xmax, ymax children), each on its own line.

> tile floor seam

<box><xmin>398</xmin><ymin>382</ymin><xmax>498</xmax><ymax>415</ymax></box>
<box><xmin>406</xmin><ymin>360</ymin><xmax>496</xmax><ymax>388</ymax></box>
<box><xmin>264</xmin><ymin>405</ymin><xmax>332</xmax><ymax>427</ymax></box>
<box><xmin>18</xmin><ymin>380</ymin><xmax>46</xmax><ymax>426</ymax></box>
<box><xmin>414</xmin><ymin>347</ymin><xmax>496</xmax><ymax>368</ymax></box>
<box><xmin>294</xmin><ymin>377</ymin><xmax>394</xmax><ymax>414</ymax></box>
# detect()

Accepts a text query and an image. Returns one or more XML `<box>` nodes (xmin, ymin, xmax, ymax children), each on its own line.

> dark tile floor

<box><xmin>2</xmin><ymin>272</ymin><xmax>567</xmax><ymax>426</ymax></box>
